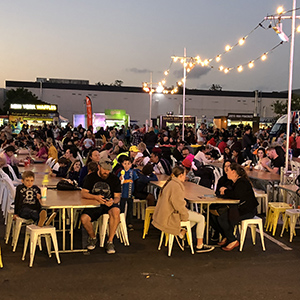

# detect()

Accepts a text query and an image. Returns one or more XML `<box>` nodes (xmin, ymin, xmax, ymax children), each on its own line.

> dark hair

<box><xmin>5</xmin><ymin>145</ymin><xmax>16</xmax><ymax>153</ymax></box>
<box><xmin>122</xmin><ymin>156</ymin><xmax>131</xmax><ymax>163</ymax></box>
<box><xmin>66</xmin><ymin>146</ymin><xmax>78</xmax><ymax>158</ymax></box>
<box><xmin>182</xmin><ymin>146</ymin><xmax>190</xmax><ymax>152</ymax></box>
<box><xmin>257</xmin><ymin>147</ymin><xmax>266</xmax><ymax>157</ymax></box>
<box><xmin>104</xmin><ymin>142</ymin><xmax>113</xmax><ymax>151</ymax></box>
<box><xmin>22</xmin><ymin>170</ymin><xmax>35</xmax><ymax>180</ymax></box>
<box><xmin>151</xmin><ymin>151</ymin><xmax>161</xmax><ymax>159</ymax></box>
<box><xmin>161</xmin><ymin>166</ymin><xmax>185</xmax><ymax>193</ymax></box>
<box><xmin>58</xmin><ymin>157</ymin><xmax>69</xmax><ymax>165</ymax></box>
<box><xmin>86</xmin><ymin>148</ymin><xmax>100</xmax><ymax>165</ymax></box>
<box><xmin>142</xmin><ymin>163</ymin><xmax>154</xmax><ymax>176</ymax></box>
<box><xmin>229</xmin><ymin>162</ymin><xmax>250</xmax><ymax>182</ymax></box>
<box><xmin>87</xmin><ymin>161</ymin><xmax>98</xmax><ymax>173</ymax></box>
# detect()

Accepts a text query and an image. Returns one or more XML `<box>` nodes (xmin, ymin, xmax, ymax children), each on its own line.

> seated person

<box><xmin>80</xmin><ymin>158</ymin><xmax>121</xmax><ymax>254</ymax></box>
<box><xmin>65</xmin><ymin>159</ymin><xmax>82</xmax><ymax>182</ymax></box>
<box><xmin>134</xmin><ymin>164</ymin><xmax>158</xmax><ymax>206</ymax></box>
<box><xmin>0</xmin><ymin>145</ymin><xmax>22</xmax><ymax>179</ymax></box>
<box><xmin>210</xmin><ymin>163</ymin><xmax>258</xmax><ymax>251</ymax></box>
<box><xmin>261</xmin><ymin>146</ymin><xmax>284</xmax><ymax>174</ymax></box>
<box><xmin>232</xmin><ymin>148</ymin><xmax>244</xmax><ymax>165</ymax></box>
<box><xmin>150</xmin><ymin>151</ymin><xmax>172</xmax><ymax>175</ymax></box>
<box><xmin>14</xmin><ymin>171</ymin><xmax>47</xmax><ymax>225</ymax></box>
<box><xmin>194</xmin><ymin>146</ymin><xmax>213</xmax><ymax>165</ymax></box>
<box><xmin>172</xmin><ymin>141</ymin><xmax>185</xmax><ymax>163</ymax></box>
<box><xmin>78</xmin><ymin>149</ymin><xmax>100</xmax><ymax>186</ymax></box>
<box><xmin>50</xmin><ymin>157</ymin><xmax>71</xmax><ymax>178</ymax></box>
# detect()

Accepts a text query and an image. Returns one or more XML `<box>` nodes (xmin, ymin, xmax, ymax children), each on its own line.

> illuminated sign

<box><xmin>10</xmin><ymin>104</ymin><xmax>57</xmax><ymax>111</ymax></box>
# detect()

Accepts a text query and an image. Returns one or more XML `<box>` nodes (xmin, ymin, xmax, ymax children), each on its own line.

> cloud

<box><xmin>127</xmin><ymin>68</ymin><xmax>152</xmax><ymax>74</ymax></box>
<box><xmin>173</xmin><ymin>66</ymin><xmax>211</xmax><ymax>79</ymax></box>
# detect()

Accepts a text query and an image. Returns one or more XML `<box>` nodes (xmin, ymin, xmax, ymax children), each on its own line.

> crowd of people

<box><xmin>0</xmin><ymin>120</ymin><xmax>296</xmax><ymax>254</ymax></box>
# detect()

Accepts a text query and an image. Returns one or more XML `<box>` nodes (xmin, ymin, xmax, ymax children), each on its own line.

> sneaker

<box><xmin>105</xmin><ymin>242</ymin><xmax>116</xmax><ymax>254</ymax></box>
<box><xmin>128</xmin><ymin>224</ymin><xmax>134</xmax><ymax>231</ymax></box>
<box><xmin>38</xmin><ymin>210</ymin><xmax>47</xmax><ymax>227</ymax></box>
<box><xmin>87</xmin><ymin>237</ymin><xmax>97</xmax><ymax>250</ymax></box>
<box><xmin>196</xmin><ymin>244</ymin><xmax>215</xmax><ymax>253</ymax></box>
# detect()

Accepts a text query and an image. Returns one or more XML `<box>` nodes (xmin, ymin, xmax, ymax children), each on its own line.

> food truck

<box><xmin>9</xmin><ymin>103</ymin><xmax>59</xmax><ymax>134</ymax></box>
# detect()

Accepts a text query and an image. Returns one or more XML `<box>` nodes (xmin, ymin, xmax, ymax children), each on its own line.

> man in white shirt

<box><xmin>194</xmin><ymin>146</ymin><xmax>213</xmax><ymax>165</ymax></box>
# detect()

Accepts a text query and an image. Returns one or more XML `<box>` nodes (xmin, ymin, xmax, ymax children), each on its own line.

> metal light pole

<box><xmin>182</xmin><ymin>48</ymin><xmax>187</xmax><ymax>141</ymax></box>
<box><xmin>149</xmin><ymin>72</ymin><xmax>153</xmax><ymax>129</ymax></box>
<box><xmin>285</xmin><ymin>0</ymin><xmax>296</xmax><ymax>170</ymax></box>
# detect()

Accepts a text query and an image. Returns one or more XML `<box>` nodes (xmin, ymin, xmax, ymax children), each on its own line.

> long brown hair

<box><xmin>229</xmin><ymin>162</ymin><xmax>250</xmax><ymax>182</ymax></box>
<box><xmin>161</xmin><ymin>166</ymin><xmax>185</xmax><ymax>194</ymax></box>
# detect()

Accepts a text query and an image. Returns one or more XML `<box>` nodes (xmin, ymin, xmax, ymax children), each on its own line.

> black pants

<box><xmin>210</xmin><ymin>208</ymin><xmax>256</xmax><ymax>243</ymax></box>
<box><xmin>120</xmin><ymin>198</ymin><xmax>133</xmax><ymax>225</ymax></box>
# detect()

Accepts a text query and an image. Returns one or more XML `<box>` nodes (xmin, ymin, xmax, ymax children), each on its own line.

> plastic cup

<box><xmin>41</xmin><ymin>186</ymin><xmax>47</xmax><ymax>201</ymax></box>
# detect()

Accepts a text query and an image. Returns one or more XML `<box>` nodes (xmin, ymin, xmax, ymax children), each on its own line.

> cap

<box><xmin>182</xmin><ymin>158</ymin><xmax>192</xmax><ymax>168</ymax></box>
<box><xmin>129</xmin><ymin>146</ymin><xmax>139</xmax><ymax>152</ymax></box>
<box><xmin>99</xmin><ymin>157</ymin><xmax>113</xmax><ymax>171</ymax></box>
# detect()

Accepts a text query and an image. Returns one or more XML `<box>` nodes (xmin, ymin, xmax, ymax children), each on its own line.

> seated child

<box><xmin>133</xmin><ymin>164</ymin><xmax>158</xmax><ymax>206</ymax></box>
<box><xmin>14</xmin><ymin>171</ymin><xmax>47</xmax><ymax>226</ymax></box>
<box><xmin>50</xmin><ymin>157</ymin><xmax>71</xmax><ymax>178</ymax></box>
<box><xmin>118</xmin><ymin>157</ymin><xmax>139</xmax><ymax>230</ymax></box>
<box><xmin>87</xmin><ymin>161</ymin><xmax>98</xmax><ymax>175</ymax></box>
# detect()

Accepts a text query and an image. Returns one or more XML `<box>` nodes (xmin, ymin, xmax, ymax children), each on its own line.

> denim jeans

<box><xmin>19</xmin><ymin>207</ymin><xmax>39</xmax><ymax>222</ymax></box>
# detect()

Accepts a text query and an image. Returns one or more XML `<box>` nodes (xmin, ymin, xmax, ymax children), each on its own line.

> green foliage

<box><xmin>3</xmin><ymin>88</ymin><xmax>40</xmax><ymax>113</ymax></box>
<box><xmin>271</xmin><ymin>95</ymin><xmax>300</xmax><ymax>117</ymax></box>
<box><xmin>209</xmin><ymin>84</ymin><xmax>222</xmax><ymax>91</ymax></box>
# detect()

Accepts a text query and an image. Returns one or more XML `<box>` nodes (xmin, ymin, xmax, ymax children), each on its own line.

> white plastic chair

<box><xmin>158</xmin><ymin>221</ymin><xmax>194</xmax><ymax>256</ymax></box>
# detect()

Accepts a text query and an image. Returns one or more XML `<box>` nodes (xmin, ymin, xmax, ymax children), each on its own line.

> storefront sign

<box><xmin>227</xmin><ymin>113</ymin><xmax>253</xmax><ymax>120</ymax></box>
<box><xmin>105</xmin><ymin>109</ymin><xmax>126</xmax><ymax>119</ymax></box>
<box><xmin>10</xmin><ymin>103</ymin><xmax>57</xmax><ymax>111</ymax></box>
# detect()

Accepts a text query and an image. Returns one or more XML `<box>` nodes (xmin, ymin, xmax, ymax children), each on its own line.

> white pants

<box><xmin>188</xmin><ymin>210</ymin><xmax>205</xmax><ymax>239</ymax></box>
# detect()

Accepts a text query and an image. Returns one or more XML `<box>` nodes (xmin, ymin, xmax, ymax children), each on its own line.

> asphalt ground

<box><xmin>1</xmin><ymin>214</ymin><xmax>300</xmax><ymax>300</ymax></box>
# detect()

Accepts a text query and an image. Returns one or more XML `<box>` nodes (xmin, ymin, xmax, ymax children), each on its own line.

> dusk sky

<box><xmin>1</xmin><ymin>1</ymin><xmax>299</xmax><ymax>92</ymax></box>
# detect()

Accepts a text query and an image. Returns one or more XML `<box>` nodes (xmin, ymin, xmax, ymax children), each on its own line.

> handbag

<box><xmin>57</xmin><ymin>179</ymin><xmax>80</xmax><ymax>191</ymax></box>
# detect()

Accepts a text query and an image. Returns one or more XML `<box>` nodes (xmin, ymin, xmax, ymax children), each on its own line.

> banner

<box><xmin>85</xmin><ymin>96</ymin><xmax>93</xmax><ymax>128</ymax></box>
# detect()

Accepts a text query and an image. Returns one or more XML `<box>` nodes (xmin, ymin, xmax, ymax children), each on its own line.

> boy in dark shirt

<box><xmin>14</xmin><ymin>171</ymin><xmax>47</xmax><ymax>225</ymax></box>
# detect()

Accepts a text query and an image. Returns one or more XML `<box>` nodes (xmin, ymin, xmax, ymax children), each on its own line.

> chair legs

<box><xmin>0</xmin><ymin>245</ymin><xmax>3</xmax><ymax>268</ymax></box>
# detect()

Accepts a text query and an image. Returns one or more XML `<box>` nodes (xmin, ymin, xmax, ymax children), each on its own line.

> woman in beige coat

<box><xmin>152</xmin><ymin>166</ymin><xmax>214</xmax><ymax>253</ymax></box>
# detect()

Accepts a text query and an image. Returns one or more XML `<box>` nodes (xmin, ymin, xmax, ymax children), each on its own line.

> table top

<box><xmin>150</xmin><ymin>179</ymin><xmax>239</xmax><ymax>204</ymax></box>
<box><xmin>40</xmin><ymin>189</ymin><xmax>100</xmax><ymax>209</ymax></box>
<box><xmin>246</xmin><ymin>169</ymin><xmax>280</xmax><ymax>182</ymax></box>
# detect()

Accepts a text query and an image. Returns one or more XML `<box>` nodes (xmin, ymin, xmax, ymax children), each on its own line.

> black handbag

<box><xmin>57</xmin><ymin>179</ymin><xmax>80</xmax><ymax>191</ymax></box>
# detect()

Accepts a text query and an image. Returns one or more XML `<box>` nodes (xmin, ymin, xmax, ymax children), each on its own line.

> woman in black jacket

<box><xmin>212</xmin><ymin>162</ymin><xmax>258</xmax><ymax>251</ymax></box>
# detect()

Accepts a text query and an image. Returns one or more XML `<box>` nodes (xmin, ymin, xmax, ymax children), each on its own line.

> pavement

<box><xmin>1</xmin><ymin>214</ymin><xmax>300</xmax><ymax>300</ymax></box>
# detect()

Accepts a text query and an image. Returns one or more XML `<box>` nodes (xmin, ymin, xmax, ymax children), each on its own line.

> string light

<box><xmin>216</xmin><ymin>55</ymin><xmax>221</xmax><ymax>62</ymax></box>
<box><xmin>297</xmin><ymin>25</ymin><xmax>300</xmax><ymax>32</ymax></box>
<box><xmin>238</xmin><ymin>38</ymin><xmax>245</xmax><ymax>46</ymax></box>
<box><xmin>277</xmin><ymin>6</ymin><xmax>284</xmax><ymax>14</ymax></box>
<box><xmin>225</xmin><ymin>45</ymin><xmax>232</xmax><ymax>52</ymax></box>
<box><xmin>248</xmin><ymin>61</ymin><xmax>254</xmax><ymax>68</ymax></box>
<box><xmin>261</xmin><ymin>53</ymin><xmax>267</xmax><ymax>61</ymax></box>
<box><xmin>237</xmin><ymin>65</ymin><xmax>243</xmax><ymax>72</ymax></box>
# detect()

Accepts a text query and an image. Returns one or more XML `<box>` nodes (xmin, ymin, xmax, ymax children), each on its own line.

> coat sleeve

<box><xmin>169</xmin><ymin>184</ymin><xmax>189</xmax><ymax>221</ymax></box>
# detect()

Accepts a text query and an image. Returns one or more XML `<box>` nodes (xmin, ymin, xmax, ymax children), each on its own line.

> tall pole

<box><xmin>285</xmin><ymin>0</ymin><xmax>296</xmax><ymax>171</ymax></box>
<box><xmin>149</xmin><ymin>72</ymin><xmax>153</xmax><ymax>128</ymax></box>
<box><xmin>182</xmin><ymin>48</ymin><xmax>186</xmax><ymax>141</ymax></box>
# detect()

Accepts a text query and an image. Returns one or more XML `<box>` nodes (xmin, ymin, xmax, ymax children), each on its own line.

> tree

<box><xmin>113</xmin><ymin>80</ymin><xmax>123</xmax><ymax>87</ymax></box>
<box><xmin>2</xmin><ymin>88</ymin><xmax>40</xmax><ymax>113</ymax></box>
<box><xmin>271</xmin><ymin>95</ymin><xmax>300</xmax><ymax>117</ymax></box>
<box><xmin>209</xmin><ymin>84</ymin><xmax>222</xmax><ymax>91</ymax></box>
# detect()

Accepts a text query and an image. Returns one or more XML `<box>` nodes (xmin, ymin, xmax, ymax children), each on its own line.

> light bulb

<box><xmin>261</xmin><ymin>54</ymin><xmax>267</xmax><ymax>61</ymax></box>
<box><xmin>219</xmin><ymin>66</ymin><xmax>224</xmax><ymax>71</ymax></box>
<box><xmin>297</xmin><ymin>25</ymin><xmax>300</xmax><ymax>33</ymax></box>
<box><xmin>173</xmin><ymin>57</ymin><xmax>178</xmax><ymax>62</ymax></box>
<box><xmin>248</xmin><ymin>61</ymin><xmax>254</xmax><ymax>68</ymax></box>
<box><xmin>164</xmin><ymin>70</ymin><xmax>169</xmax><ymax>76</ymax></box>
<box><xmin>204</xmin><ymin>59</ymin><xmax>209</xmax><ymax>66</ymax></box>
<box><xmin>178</xmin><ymin>81</ymin><xmax>182</xmax><ymax>86</ymax></box>
<box><xmin>216</xmin><ymin>56</ymin><xmax>221</xmax><ymax>62</ymax></box>
<box><xmin>239</xmin><ymin>38</ymin><xmax>245</xmax><ymax>46</ymax></box>
<box><xmin>225</xmin><ymin>45</ymin><xmax>231</xmax><ymax>52</ymax></box>
<box><xmin>162</xmin><ymin>80</ymin><xmax>166</xmax><ymax>85</ymax></box>
<box><xmin>224</xmin><ymin>68</ymin><xmax>229</xmax><ymax>74</ymax></box>
<box><xmin>277</xmin><ymin>6</ymin><xmax>284</xmax><ymax>14</ymax></box>
<box><xmin>237</xmin><ymin>65</ymin><xmax>243</xmax><ymax>72</ymax></box>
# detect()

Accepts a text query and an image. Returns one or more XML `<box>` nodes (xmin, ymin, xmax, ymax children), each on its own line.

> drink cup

<box><xmin>41</xmin><ymin>186</ymin><xmax>47</xmax><ymax>201</ymax></box>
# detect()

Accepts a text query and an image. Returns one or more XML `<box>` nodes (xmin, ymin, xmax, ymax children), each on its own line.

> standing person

<box><xmin>80</xmin><ymin>158</ymin><xmax>121</xmax><ymax>254</ymax></box>
<box><xmin>210</xmin><ymin>162</ymin><xmax>258</xmax><ymax>251</ymax></box>
<box><xmin>118</xmin><ymin>157</ymin><xmax>139</xmax><ymax>230</ymax></box>
<box><xmin>131</xmin><ymin>125</ymin><xmax>144</xmax><ymax>146</ymax></box>
<box><xmin>143</xmin><ymin>127</ymin><xmax>157</xmax><ymax>153</ymax></box>
<box><xmin>152</xmin><ymin>166</ymin><xmax>214</xmax><ymax>253</ymax></box>
<box><xmin>196</xmin><ymin>123</ymin><xmax>208</xmax><ymax>145</ymax></box>
<box><xmin>242</xmin><ymin>125</ymin><xmax>255</xmax><ymax>161</ymax></box>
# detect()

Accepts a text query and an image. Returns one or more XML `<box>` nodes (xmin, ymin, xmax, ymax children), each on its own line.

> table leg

<box><xmin>62</xmin><ymin>208</ymin><xmax>66</xmax><ymax>251</ymax></box>
<box><xmin>70</xmin><ymin>208</ymin><xmax>74</xmax><ymax>251</ymax></box>
<box><xmin>206</xmin><ymin>204</ymin><xmax>210</xmax><ymax>244</ymax></box>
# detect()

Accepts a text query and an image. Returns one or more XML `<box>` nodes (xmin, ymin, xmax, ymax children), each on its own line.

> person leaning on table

<box><xmin>152</xmin><ymin>166</ymin><xmax>214</xmax><ymax>253</ymax></box>
<box><xmin>210</xmin><ymin>162</ymin><xmax>258</xmax><ymax>251</ymax></box>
